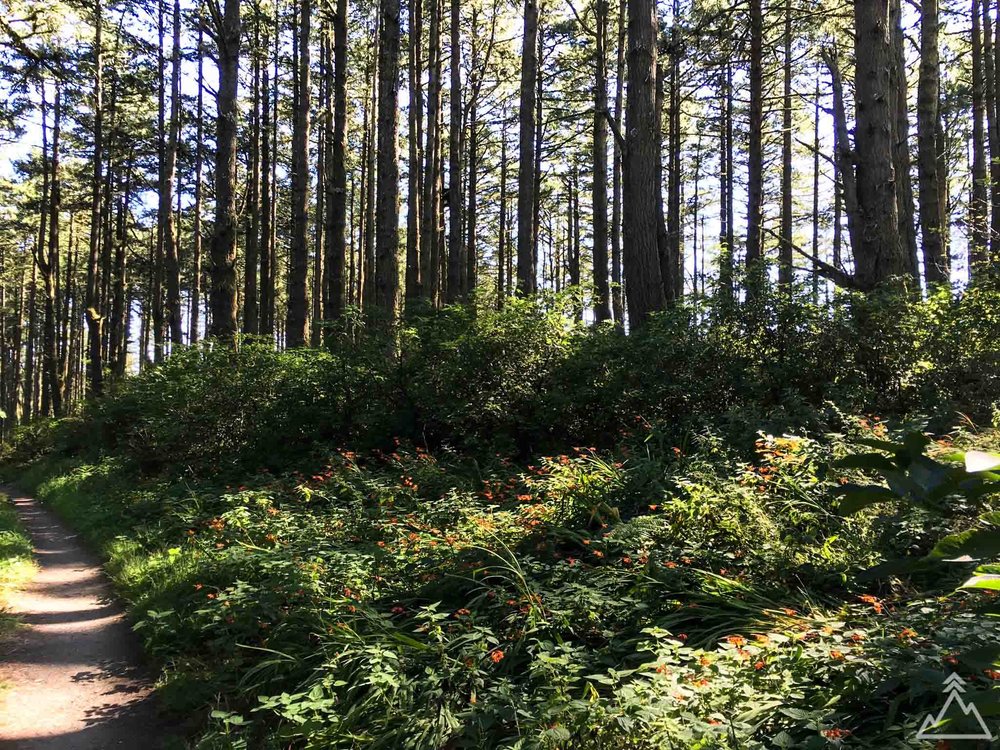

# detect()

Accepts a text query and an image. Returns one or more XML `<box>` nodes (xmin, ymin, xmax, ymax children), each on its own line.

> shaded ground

<box><xmin>0</xmin><ymin>492</ymin><xmax>177</xmax><ymax>749</ymax></box>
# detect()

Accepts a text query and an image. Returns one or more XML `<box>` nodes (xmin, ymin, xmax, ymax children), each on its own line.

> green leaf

<box><xmin>928</xmin><ymin>527</ymin><xmax>1000</xmax><ymax>561</ymax></box>
<box><xmin>833</xmin><ymin>453</ymin><xmax>899</xmax><ymax>473</ymax></box>
<box><xmin>834</xmin><ymin>484</ymin><xmax>900</xmax><ymax>515</ymax></box>
<box><xmin>961</xmin><ymin>572</ymin><xmax>1000</xmax><ymax>591</ymax></box>
<box><xmin>967</xmin><ymin>451</ymin><xmax>1000</xmax><ymax>474</ymax></box>
<box><xmin>854</xmin><ymin>437</ymin><xmax>905</xmax><ymax>454</ymax></box>
<box><xmin>902</xmin><ymin>431</ymin><xmax>932</xmax><ymax>458</ymax></box>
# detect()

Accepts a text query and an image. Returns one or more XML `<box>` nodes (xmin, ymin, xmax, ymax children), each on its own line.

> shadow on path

<box><xmin>0</xmin><ymin>491</ymin><xmax>179</xmax><ymax>749</ymax></box>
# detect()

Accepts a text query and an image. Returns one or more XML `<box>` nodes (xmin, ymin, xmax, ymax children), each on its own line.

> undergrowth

<box><xmin>5</xmin><ymin>287</ymin><xmax>1000</xmax><ymax>748</ymax></box>
<box><xmin>0</xmin><ymin>493</ymin><xmax>35</xmax><ymax>642</ymax></box>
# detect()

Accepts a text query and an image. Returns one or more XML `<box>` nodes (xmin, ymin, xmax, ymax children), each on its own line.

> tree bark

<box><xmin>779</xmin><ymin>0</ymin><xmax>793</xmax><ymax>293</ymax></box>
<box><xmin>972</xmin><ymin>0</ymin><xmax>990</xmax><ymax>275</ymax></box>
<box><xmin>591</xmin><ymin>0</ymin><xmax>611</xmax><ymax>322</ymax></box>
<box><xmin>498</xmin><ymin>118</ymin><xmax>508</xmax><ymax>306</ymax></box>
<box><xmin>325</xmin><ymin>0</ymin><xmax>348</xmax><ymax>321</ymax></box>
<box><xmin>917</xmin><ymin>0</ymin><xmax>947</xmax><ymax>285</ymax></box>
<box><xmin>516</xmin><ymin>0</ymin><xmax>538</xmax><ymax>295</ymax></box>
<box><xmin>286</xmin><ymin>0</ymin><xmax>311</xmax><ymax>348</ymax></box>
<box><xmin>852</xmin><ymin>0</ymin><xmax>905</xmax><ymax>289</ymax></box>
<box><xmin>244</xmin><ymin>7</ymin><xmax>262</xmax><ymax>335</ymax></box>
<box><xmin>746</xmin><ymin>0</ymin><xmax>764</xmax><ymax>282</ymax></box>
<box><xmin>446</xmin><ymin>0</ymin><xmax>463</xmax><ymax>302</ymax></box>
<box><xmin>374</xmin><ymin>0</ymin><xmax>402</xmax><ymax>321</ymax></box>
<box><xmin>86</xmin><ymin>0</ymin><xmax>104</xmax><ymax>394</ymax></box>
<box><xmin>208</xmin><ymin>0</ymin><xmax>241</xmax><ymax>340</ymax></box>
<box><xmin>623</xmin><ymin>0</ymin><xmax>665</xmax><ymax>327</ymax></box>
<box><xmin>405</xmin><ymin>0</ymin><xmax>423</xmax><ymax>309</ymax></box>
<box><xmin>610</xmin><ymin>0</ymin><xmax>625</xmax><ymax>324</ymax></box>
<box><xmin>421</xmin><ymin>0</ymin><xmax>442</xmax><ymax>304</ymax></box>
<box><xmin>163</xmin><ymin>0</ymin><xmax>184</xmax><ymax>347</ymax></box>
<box><xmin>890</xmin><ymin>0</ymin><xmax>920</xmax><ymax>280</ymax></box>
<box><xmin>190</xmin><ymin>8</ymin><xmax>205</xmax><ymax>343</ymax></box>
<box><xmin>986</xmin><ymin>1</ymin><xmax>1000</xmax><ymax>259</ymax></box>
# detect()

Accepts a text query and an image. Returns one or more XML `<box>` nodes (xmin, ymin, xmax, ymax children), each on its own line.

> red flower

<box><xmin>822</xmin><ymin>728</ymin><xmax>851</xmax><ymax>739</ymax></box>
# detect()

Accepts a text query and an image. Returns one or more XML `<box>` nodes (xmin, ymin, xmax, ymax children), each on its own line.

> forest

<box><xmin>3</xmin><ymin>0</ymin><xmax>1000</xmax><ymax>747</ymax></box>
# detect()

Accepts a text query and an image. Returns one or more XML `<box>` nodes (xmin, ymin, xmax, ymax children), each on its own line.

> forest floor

<box><xmin>0</xmin><ymin>491</ymin><xmax>177</xmax><ymax>749</ymax></box>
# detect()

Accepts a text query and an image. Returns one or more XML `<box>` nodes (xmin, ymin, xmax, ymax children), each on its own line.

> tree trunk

<box><xmin>852</xmin><ymin>0</ymin><xmax>905</xmax><ymax>289</ymax></box>
<box><xmin>163</xmin><ymin>0</ymin><xmax>184</xmax><ymax>347</ymax></box>
<box><xmin>190</xmin><ymin>8</ymin><xmax>205</xmax><ymax>343</ymax></box>
<box><xmin>666</xmin><ymin>2</ymin><xmax>682</xmax><ymax>299</ymax></box>
<box><xmin>498</xmin><ymin>118</ymin><xmax>508</xmax><ymax>307</ymax></box>
<box><xmin>972</xmin><ymin>0</ymin><xmax>990</xmax><ymax>275</ymax></box>
<box><xmin>591</xmin><ymin>0</ymin><xmax>611</xmax><ymax>322</ymax></box>
<box><xmin>259</xmin><ymin>32</ymin><xmax>274</xmax><ymax>337</ymax></box>
<box><xmin>717</xmin><ymin>63</ymin><xmax>734</xmax><ymax>306</ymax></box>
<box><xmin>421</xmin><ymin>0</ymin><xmax>442</xmax><ymax>304</ymax></box>
<box><xmin>110</xmin><ymin>176</ymin><xmax>129</xmax><ymax>376</ymax></box>
<box><xmin>446</xmin><ymin>0</ymin><xmax>463</xmax><ymax>303</ymax></box>
<box><xmin>374</xmin><ymin>0</ymin><xmax>402</xmax><ymax>321</ymax></box>
<box><xmin>890</xmin><ymin>0</ymin><xmax>920</xmax><ymax>280</ymax></box>
<box><xmin>610</xmin><ymin>0</ymin><xmax>625</xmax><ymax>324</ymax></box>
<box><xmin>325</xmin><ymin>0</ymin><xmax>348</xmax><ymax>321</ymax></box>
<box><xmin>86</xmin><ymin>0</ymin><xmax>104</xmax><ymax>395</ymax></box>
<box><xmin>812</xmin><ymin>80</ymin><xmax>821</xmax><ymax>301</ymax></box>
<box><xmin>363</xmin><ymin>48</ymin><xmax>377</xmax><ymax>312</ymax></box>
<box><xmin>209</xmin><ymin>0</ymin><xmax>241</xmax><ymax>340</ymax></box>
<box><xmin>465</xmin><ymin>42</ymin><xmax>479</xmax><ymax>297</ymax></box>
<box><xmin>24</xmin><ymin>264</ymin><xmax>37</xmax><ymax>421</ymax></box>
<box><xmin>516</xmin><ymin>0</ymin><xmax>538</xmax><ymax>295</ymax></box>
<box><xmin>917</xmin><ymin>0</ymin><xmax>947</xmax><ymax>285</ymax></box>
<box><xmin>40</xmin><ymin>83</ymin><xmax>62</xmax><ymax>416</ymax></box>
<box><xmin>244</xmin><ymin>9</ymin><xmax>262</xmax><ymax>335</ymax></box>
<box><xmin>778</xmin><ymin>0</ymin><xmax>793</xmax><ymax>293</ymax></box>
<box><xmin>313</xmin><ymin>30</ymin><xmax>327</xmax><ymax>345</ymax></box>
<box><xmin>746</xmin><ymin>0</ymin><xmax>764</xmax><ymax>282</ymax></box>
<box><xmin>286</xmin><ymin>0</ymin><xmax>311</xmax><ymax>348</ymax></box>
<box><xmin>986</xmin><ymin>1</ymin><xmax>1000</xmax><ymax>260</ymax></box>
<box><xmin>655</xmin><ymin>63</ymin><xmax>672</xmax><ymax>301</ymax></box>
<box><xmin>405</xmin><ymin>0</ymin><xmax>423</xmax><ymax>309</ymax></box>
<box><xmin>623</xmin><ymin>0</ymin><xmax>665</xmax><ymax>327</ymax></box>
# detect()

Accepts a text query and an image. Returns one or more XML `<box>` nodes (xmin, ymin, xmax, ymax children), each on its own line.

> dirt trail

<box><xmin>0</xmin><ymin>492</ymin><xmax>176</xmax><ymax>749</ymax></box>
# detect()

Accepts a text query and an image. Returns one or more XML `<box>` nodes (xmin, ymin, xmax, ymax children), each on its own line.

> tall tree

<box><xmin>890</xmin><ymin>0</ymin><xmax>919</xmax><ymax>279</ymax></box>
<box><xmin>622</xmin><ymin>0</ymin><xmax>664</xmax><ymax>326</ymax></box>
<box><xmin>86</xmin><ymin>0</ymin><xmax>104</xmax><ymax>395</ymax></box>
<box><xmin>421</xmin><ymin>0</ymin><xmax>442</xmax><ymax>304</ymax></box>
<box><xmin>852</xmin><ymin>0</ymin><xmax>906</xmax><ymax>288</ymax></box>
<box><xmin>190</xmin><ymin>8</ymin><xmax>206</xmax><ymax>343</ymax></box>
<box><xmin>374</xmin><ymin>0</ymin><xmax>402</xmax><ymax>321</ymax></box>
<box><xmin>324</xmin><ymin>0</ymin><xmax>348</xmax><ymax>321</ymax></box>
<box><xmin>745</xmin><ymin>0</ymin><xmax>764</xmax><ymax>282</ymax></box>
<box><xmin>516</xmin><ymin>0</ymin><xmax>539</xmax><ymax>295</ymax></box>
<box><xmin>286</xmin><ymin>0</ymin><xmax>312</xmax><ymax>347</ymax></box>
<box><xmin>917</xmin><ymin>0</ymin><xmax>948</xmax><ymax>285</ymax></box>
<box><xmin>778</xmin><ymin>0</ymin><xmax>793</xmax><ymax>293</ymax></box>
<box><xmin>446</xmin><ymin>0</ymin><xmax>463</xmax><ymax>302</ymax></box>
<box><xmin>405</xmin><ymin>0</ymin><xmax>423</xmax><ymax>309</ymax></box>
<box><xmin>610</xmin><ymin>0</ymin><xmax>625</xmax><ymax>324</ymax></box>
<box><xmin>208</xmin><ymin>0</ymin><xmax>241</xmax><ymax>339</ymax></box>
<box><xmin>972</xmin><ymin>0</ymin><xmax>990</xmax><ymax>274</ymax></box>
<box><xmin>162</xmin><ymin>0</ymin><xmax>184</xmax><ymax>347</ymax></box>
<box><xmin>244</xmin><ymin>6</ymin><xmax>262</xmax><ymax>335</ymax></box>
<box><xmin>574</xmin><ymin>0</ymin><xmax>611</xmax><ymax>322</ymax></box>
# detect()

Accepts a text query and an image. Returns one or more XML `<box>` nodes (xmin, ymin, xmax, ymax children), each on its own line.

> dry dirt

<box><xmin>0</xmin><ymin>492</ymin><xmax>177</xmax><ymax>749</ymax></box>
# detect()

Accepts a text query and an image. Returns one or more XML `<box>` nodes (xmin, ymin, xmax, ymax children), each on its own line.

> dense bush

<box><xmin>48</xmin><ymin>284</ymin><xmax>1000</xmax><ymax>481</ymax></box>
<box><xmin>6</xmin><ymin>286</ymin><xmax>1000</xmax><ymax>748</ymax></box>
